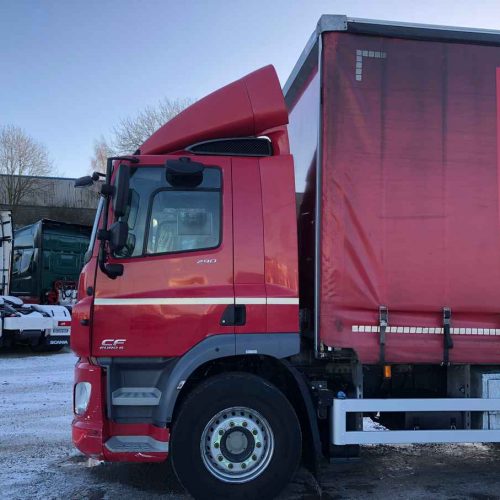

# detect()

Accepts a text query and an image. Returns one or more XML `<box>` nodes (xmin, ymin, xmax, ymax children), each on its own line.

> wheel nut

<box><xmin>252</xmin><ymin>430</ymin><xmax>258</xmax><ymax>435</ymax></box>
<box><xmin>242</xmin><ymin>421</ymin><xmax>248</xmax><ymax>427</ymax></box>
<box><xmin>214</xmin><ymin>442</ymin><xmax>219</xmax><ymax>449</ymax></box>
<box><xmin>256</xmin><ymin>442</ymin><xmax>262</xmax><ymax>448</ymax></box>
<box><xmin>230</xmin><ymin>421</ymin><xmax>235</xmax><ymax>427</ymax></box>
<box><xmin>219</xmin><ymin>429</ymin><xmax>224</xmax><ymax>436</ymax></box>
<box><xmin>218</xmin><ymin>455</ymin><xmax>223</xmax><ymax>462</ymax></box>
<box><xmin>241</xmin><ymin>463</ymin><xmax>247</xmax><ymax>469</ymax></box>
<box><xmin>252</xmin><ymin>454</ymin><xmax>257</xmax><ymax>461</ymax></box>
<box><xmin>228</xmin><ymin>463</ymin><xmax>233</xmax><ymax>469</ymax></box>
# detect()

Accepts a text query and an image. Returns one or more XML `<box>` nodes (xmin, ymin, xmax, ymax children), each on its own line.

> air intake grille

<box><xmin>186</xmin><ymin>137</ymin><xmax>272</xmax><ymax>157</ymax></box>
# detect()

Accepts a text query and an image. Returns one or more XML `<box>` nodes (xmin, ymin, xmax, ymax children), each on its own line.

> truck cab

<box><xmin>72</xmin><ymin>66</ymin><xmax>303</xmax><ymax>499</ymax></box>
<box><xmin>11</xmin><ymin>219</ymin><xmax>91</xmax><ymax>307</ymax></box>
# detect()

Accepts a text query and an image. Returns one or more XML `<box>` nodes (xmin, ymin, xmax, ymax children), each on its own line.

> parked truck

<box><xmin>11</xmin><ymin>219</ymin><xmax>91</xmax><ymax>308</ymax></box>
<box><xmin>0</xmin><ymin>210</ymin><xmax>13</xmax><ymax>296</ymax></box>
<box><xmin>0</xmin><ymin>212</ymin><xmax>72</xmax><ymax>351</ymax></box>
<box><xmin>71</xmin><ymin>16</ymin><xmax>500</xmax><ymax>499</ymax></box>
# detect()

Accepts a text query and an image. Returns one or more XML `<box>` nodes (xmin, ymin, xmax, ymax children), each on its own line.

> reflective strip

<box><xmin>95</xmin><ymin>297</ymin><xmax>299</xmax><ymax>306</ymax></box>
<box><xmin>355</xmin><ymin>49</ymin><xmax>387</xmax><ymax>81</ymax></box>
<box><xmin>94</xmin><ymin>297</ymin><xmax>233</xmax><ymax>306</ymax></box>
<box><xmin>236</xmin><ymin>297</ymin><xmax>299</xmax><ymax>305</ymax></box>
<box><xmin>235</xmin><ymin>297</ymin><xmax>266</xmax><ymax>305</ymax></box>
<box><xmin>352</xmin><ymin>325</ymin><xmax>500</xmax><ymax>336</ymax></box>
<box><xmin>267</xmin><ymin>297</ymin><xmax>299</xmax><ymax>305</ymax></box>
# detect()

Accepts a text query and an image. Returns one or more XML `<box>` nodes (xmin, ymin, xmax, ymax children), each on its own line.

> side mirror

<box><xmin>74</xmin><ymin>176</ymin><xmax>94</xmax><ymax>188</ymax></box>
<box><xmin>166</xmin><ymin>157</ymin><xmax>204</xmax><ymax>187</ymax></box>
<box><xmin>108</xmin><ymin>220</ymin><xmax>128</xmax><ymax>253</ymax></box>
<box><xmin>74</xmin><ymin>172</ymin><xmax>103</xmax><ymax>188</ymax></box>
<box><xmin>113</xmin><ymin>165</ymin><xmax>130</xmax><ymax>218</ymax></box>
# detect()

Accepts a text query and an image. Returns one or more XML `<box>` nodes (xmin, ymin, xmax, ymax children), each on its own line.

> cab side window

<box><xmin>114</xmin><ymin>165</ymin><xmax>222</xmax><ymax>258</ymax></box>
<box><xmin>13</xmin><ymin>249</ymin><xmax>34</xmax><ymax>275</ymax></box>
<box><xmin>146</xmin><ymin>167</ymin><xmax>221</xmax><ymax>255</ymax></box>
<box><xmin>147</xmin><ymin>190</ymin><xmax>220</xmax><ymax>254</ymax></box>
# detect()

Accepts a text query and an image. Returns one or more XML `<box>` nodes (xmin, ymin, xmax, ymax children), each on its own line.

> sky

<box><xmin>2</xmin><ymin>0</ymin><xmax>500</xmax><ymax>178</ymax></box>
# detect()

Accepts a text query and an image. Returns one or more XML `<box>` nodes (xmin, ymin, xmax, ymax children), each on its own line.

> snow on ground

<box><xmin>363</xmin><ymin>417</ymin><xmax>388</xmax><ymax>432</ymax></box>
<box><xmin>0</xmin><ymin>350</ymin><xmax>76</xmax><ymax>494</ymax></box>
<box><xmin>0</xmin><ymin>349</ymin><xmax>184</xmax><ymax>499</ymax></box>
<box><xmin>2</xmin><ymin>348</ymin><xmax>500</xmax><ymax>499</ymax></box>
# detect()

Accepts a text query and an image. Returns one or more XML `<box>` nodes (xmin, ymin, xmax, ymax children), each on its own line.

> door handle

<box><xmin>220</xmin><ymin>305</ymin><xmax>246</xmax><ymax>326</ymax></box>
<box><xmin>80</xmin><ymin>318</ymin><xmax>89</xmax><ymax>326</ymax></box>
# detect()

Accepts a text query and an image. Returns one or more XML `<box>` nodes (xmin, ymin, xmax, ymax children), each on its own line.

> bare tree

<box><xmin>0</xmin><ymin>125</ymin><xmax>54</xmax><ymax>206</ymax></box>
<box><xmin>89</xmin><ymin>136</ymin><xmax>114</xmax><ymax>174</ymax></box>
<box><xmin>112</xmin><ymin>97</ymin><xmax>194</xmax><ymax>155</ymax></box>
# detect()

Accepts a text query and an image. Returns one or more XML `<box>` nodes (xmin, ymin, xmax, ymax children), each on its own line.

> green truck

<box><xmin>11</xmin><ymin>219</ymin><xmax>91</xmax><ymax>308</ymax></box>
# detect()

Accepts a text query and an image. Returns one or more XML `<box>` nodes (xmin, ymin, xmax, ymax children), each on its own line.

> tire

<box><xmin>170</xmin><ymin>372</ymin><xmax>302</xmax><ymax>500</ymax></box>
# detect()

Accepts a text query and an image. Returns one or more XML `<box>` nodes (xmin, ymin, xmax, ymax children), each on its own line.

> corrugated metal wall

<box><xmin>0</xmin><ymin>175</ymin><xmax>99</xmax><ymax>208</ymax></box>
<box><xmin>0</xmin><ymin>175</ymin><xmax>100</xmax><ymax>227</ymax></box>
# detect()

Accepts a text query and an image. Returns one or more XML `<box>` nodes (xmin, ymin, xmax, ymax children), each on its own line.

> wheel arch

<box><xmin>169</xmin><ymin>352</ymin><xmax>322</xmax><ymax>475</ymax></box>
<box><xmin>154</xmin><ymin>333</ymin><xmax>300</xmax><ymax>426</ymax></box>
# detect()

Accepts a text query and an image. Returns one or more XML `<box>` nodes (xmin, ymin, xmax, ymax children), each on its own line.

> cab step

<box><xmin>112</xmin><ymin>387</ymin><xmax>161</xmax><ymax>406</ymax></box>
<box><xmin>104</xmin><ymin>435</ymin><xmax>169</xmax><ymax>453</ymax></box>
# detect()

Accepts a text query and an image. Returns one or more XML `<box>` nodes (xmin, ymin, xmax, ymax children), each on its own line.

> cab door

<box><xmin>91</xmin><ymin>156</ymin><xmax>234</xmax><ymax>357</ymax></box>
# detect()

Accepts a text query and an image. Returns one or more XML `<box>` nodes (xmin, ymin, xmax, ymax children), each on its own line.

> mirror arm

<box><xmin>98</xmin><ymin>246</ymin><xmax>123</xmax><ymax>279</ymax></box>
<box><xmin>98</xmin><ymin>155</ymin><xmax>138</xmax><ymax>279</ymax></box>
<box><xmin>97</xmin><ymin>158</ymin><xmax>113</xmax><ymax>278</ymax></box>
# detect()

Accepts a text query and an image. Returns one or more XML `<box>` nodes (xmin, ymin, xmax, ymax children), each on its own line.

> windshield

<box><xmin>84</xmin><ymin>197</ymin><xmax>104</xmax><ymax>264</ymax></box>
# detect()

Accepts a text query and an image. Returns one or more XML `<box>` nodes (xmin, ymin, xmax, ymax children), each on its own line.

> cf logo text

<box><xmin>100</xmin><ymin>339</ymin><xmax>126</xmax><ymax>350</ymax></box>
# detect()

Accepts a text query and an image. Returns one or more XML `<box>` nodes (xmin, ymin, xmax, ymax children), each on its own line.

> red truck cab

<box><xmin>72</xmin><ymin>66</ymin><xmax>303</xmax><ymax>498</ymax></box>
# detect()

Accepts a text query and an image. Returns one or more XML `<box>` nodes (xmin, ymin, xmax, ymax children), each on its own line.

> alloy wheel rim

<box><xmin>200</xmin><ymin>406</ymin><xmax>275</xmax><ymax>483</ymax></box>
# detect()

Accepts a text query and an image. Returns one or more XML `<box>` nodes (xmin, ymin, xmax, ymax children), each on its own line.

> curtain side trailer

<box><xmin>72</xmin><ymin>16</ymin><xmax>500</xmax><ymax>499</ymax></box>
<box><xmin>288</xmin><ymin>15</ymin><xmax>500</xmax><ymax>442</ymax></box>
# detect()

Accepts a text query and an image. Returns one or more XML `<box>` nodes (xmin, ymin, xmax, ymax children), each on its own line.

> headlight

<box><xmin>74</xmin><ymin>382</ymin><xmax>92</xmax><ymax>415</ymax></box>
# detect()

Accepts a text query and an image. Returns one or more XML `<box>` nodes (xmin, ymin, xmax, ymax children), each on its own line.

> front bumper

<box><xmin>72</xmin><ymin>358</ymin><xmax>106</xmax><ymax>458</ymax></box>
<box><xmin>0</xmin><ymin>329</ymin><xmax>46</xmax><ymax>348</ymax></box>
<box><xmin>72</xmin><ymin>358</ymin><xmax>169</xmax><ymax>462</ymax></box>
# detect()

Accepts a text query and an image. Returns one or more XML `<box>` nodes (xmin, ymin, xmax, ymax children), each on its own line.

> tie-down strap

<box><xmin>379</xmin><ymin>305</ymin><xmax>388</xmax><ymax>364</ymax></box>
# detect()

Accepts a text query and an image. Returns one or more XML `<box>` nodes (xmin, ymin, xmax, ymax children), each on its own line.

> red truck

<box><xmin>72</xmin><ymin>16</ymin><xmax>500</xmax><ymax>499</ymax></box>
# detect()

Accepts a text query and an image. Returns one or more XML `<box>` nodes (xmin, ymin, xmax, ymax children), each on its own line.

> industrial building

<box><xmin>0</xmin><ymin>174</ymin><xmax>99</xmax><ymax>227</ymax></box>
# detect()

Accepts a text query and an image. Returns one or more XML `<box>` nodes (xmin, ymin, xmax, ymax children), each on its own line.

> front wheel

<box><xmin>170</xmin><ymin>372</ymin><xmax>302</xmax><ymax>500</ymax></box>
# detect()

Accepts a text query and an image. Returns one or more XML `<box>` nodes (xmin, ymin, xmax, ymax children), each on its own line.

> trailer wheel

<box><xmin>170</xmin><ymin>372</ymin><xmax>301</xmax><ymax>500</ymax></box>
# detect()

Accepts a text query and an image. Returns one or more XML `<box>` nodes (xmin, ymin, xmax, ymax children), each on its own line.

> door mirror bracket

<box><xmin>166</xmin><ymin>157</ymin><xmax>204</xmax><ymax>187</ymax></box>
<box><xmin>98</xmin><ymin>156</ymin><xmax>138</xmax><ymax>279</ymax></box>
